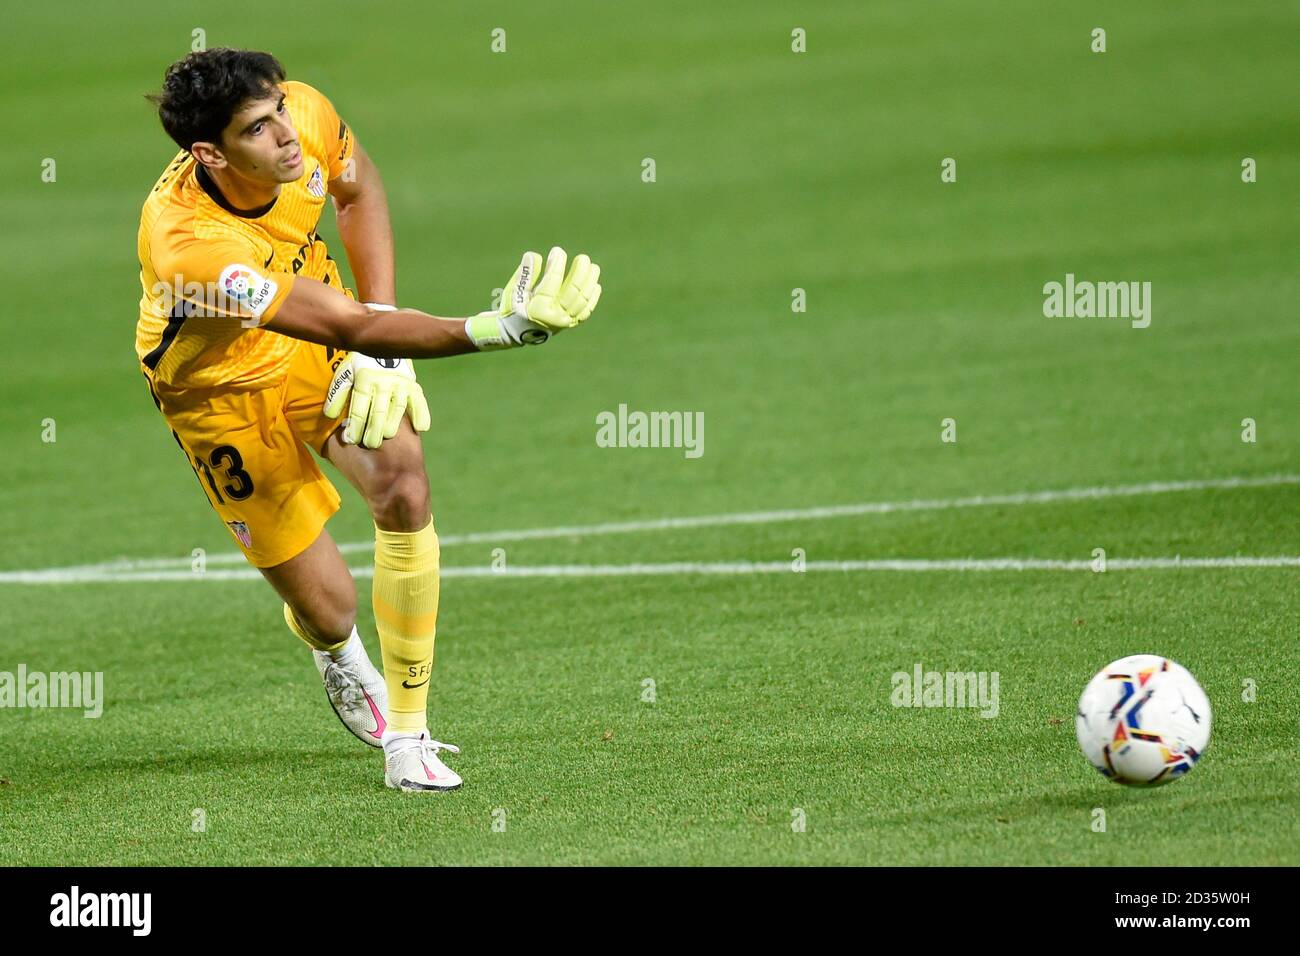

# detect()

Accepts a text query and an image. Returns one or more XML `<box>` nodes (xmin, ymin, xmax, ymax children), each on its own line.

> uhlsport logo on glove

<box><xmin>511</xmin><ymin>258</ymin><xmax>535</xmax><ymax>309</ymax></box>
<box><xmin>465</xmin><ymin>247</ymin><xmax>602</xmax><ymax>351</ymax></box>
<box><xmin>325</xmin><ymin>364</ymin><xmax>353</xmax><ymax>407</ymax></box>
<box><xmin>324</xmin><ymin>348</ymin><xmax>431</xmax><ymax>449</ymax></box>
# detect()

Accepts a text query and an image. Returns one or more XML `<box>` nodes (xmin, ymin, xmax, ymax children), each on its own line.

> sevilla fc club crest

<box><xmin>307</xmin><ymin>166</ymin><xmax>325</xmax><ymax>198</ymax></box>
<box><xmin>227</xmin><ymin>520</ymin><xmax>253</xmax><ymax>548</ymax></box>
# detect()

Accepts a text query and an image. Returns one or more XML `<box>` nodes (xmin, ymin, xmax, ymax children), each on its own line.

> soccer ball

<box><xmin>1075</xmin><ymin>654</ymin><xmax>1211</xmax><ymax>786</ymax></box>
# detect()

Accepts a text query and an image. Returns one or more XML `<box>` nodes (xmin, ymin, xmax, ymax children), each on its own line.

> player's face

<box><xmin>218</xmin><ymin>88</ymin><xmax>303</xmax><ymax>183</ymax></box>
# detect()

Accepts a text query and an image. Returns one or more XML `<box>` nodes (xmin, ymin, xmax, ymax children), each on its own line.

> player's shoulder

<box><xmin>143</xmin><ymin>150</ymin><xmax>194</xmax><ymax>200</ymax></box>
<box><xmin>282</xmin><ymin>79</ymin><xmax>336</xmax><ymax>121</ymax></box>
<box><xmin>144</xmin><ymin>163</ymin><xmax>199</xmax><ymax>271</ymax></box>
<box><xmin>148</xmin><ymin>185</ymin><xmax>260</xmax><ymax>278</ymax></box>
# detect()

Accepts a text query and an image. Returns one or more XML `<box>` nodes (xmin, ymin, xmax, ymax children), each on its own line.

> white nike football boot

<box><xmin>383</xmin><ymin>731</ymin><xmax>463</xmax><ymax>792</ymax></box>
<box><xmin>314</xmin><ymin>647</ymin><xmax>388</xmax><ymax>748</ymax></box>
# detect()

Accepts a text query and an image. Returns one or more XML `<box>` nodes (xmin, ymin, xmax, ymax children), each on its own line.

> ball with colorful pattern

<box><xmin>1076</xmin><ymin>654</ymin><xmax>1211</xmax><ymax>786</ymax></box>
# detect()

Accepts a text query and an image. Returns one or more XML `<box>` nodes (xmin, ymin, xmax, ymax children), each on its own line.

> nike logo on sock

<box><xmin>401</xmin><ymin>677</ymin><xmax>430</xmax><ymax>689</ymax></box>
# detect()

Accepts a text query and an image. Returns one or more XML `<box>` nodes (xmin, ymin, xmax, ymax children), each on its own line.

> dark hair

<box><xmin>147</xmin><ymin>48</ymin><xmax>286</xmax><ymax>151</ymax></box>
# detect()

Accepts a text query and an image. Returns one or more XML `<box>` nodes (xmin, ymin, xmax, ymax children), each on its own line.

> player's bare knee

<box><xmin>368</xmin><ymin>470</ymin><xmax>431</xmax><ymax>531</ymax></box>
<box><xmin>321</xmin><ymin>604</ymin><xmax>357</xmax><ymax>643</ymax></box>
<box><xmin>294</xmin><ymin>602</ymin><xmax>355</xmax><ymax>647</ymax></box>
<box><xmin>298</xmin><ymin>577</ymin><xmax>357</xmax><ymax>645</ymax></box>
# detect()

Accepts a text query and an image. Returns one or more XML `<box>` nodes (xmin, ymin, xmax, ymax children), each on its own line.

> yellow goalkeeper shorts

<box><xmin>145</xmin><ymin>339</ymin><xmax>349</xmax><ymax>568</ymax></box>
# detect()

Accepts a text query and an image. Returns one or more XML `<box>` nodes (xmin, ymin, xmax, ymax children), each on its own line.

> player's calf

<box><xmin>285</xmin><ymin>604</ymin><xmax>389</xmax><ymax>748</ymax></box>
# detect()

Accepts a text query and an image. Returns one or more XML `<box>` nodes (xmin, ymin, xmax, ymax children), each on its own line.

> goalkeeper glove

<box><xmin>464</xmin><ymin>247</ymin><xmax>602</xmax><ymax>351</ymax></box>
<box><xmin>324</xmin><ymin>304</ymin><xmax>432</xmax><ymax>449</ymax></box>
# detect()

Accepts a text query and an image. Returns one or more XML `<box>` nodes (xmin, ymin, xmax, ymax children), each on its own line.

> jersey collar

<box><xmin>195</xmin><ymin>164</ymin><xmax>279</xmax><ymax>219</ymax></box>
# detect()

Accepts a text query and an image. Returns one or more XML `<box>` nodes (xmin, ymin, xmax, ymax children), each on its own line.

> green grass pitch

<box><xmin>0</xmin><ymin>1</ymin><xmax>1296</xmax><ymax>865</ymax></box>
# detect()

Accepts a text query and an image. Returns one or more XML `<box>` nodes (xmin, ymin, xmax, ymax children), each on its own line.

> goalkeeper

<box><xmin>136</xmin><ymin>49</ymin><xmax>601</xmax><ymax>792</ymax></box>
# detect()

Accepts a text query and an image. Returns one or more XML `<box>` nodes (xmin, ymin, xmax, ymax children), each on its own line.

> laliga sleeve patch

<box><xmin>219</xmin><ymin>263</ymin><xmax>279</xmax><ymax>320</ymax></box>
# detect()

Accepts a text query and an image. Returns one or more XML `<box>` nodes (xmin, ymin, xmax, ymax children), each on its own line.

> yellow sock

<box><xmin>372</xmin><ymin>516</ymin><xmax>440</xmax><ymax>734</ymax></box>
<box><xmin>284</xmin><ymin>603</ymin><xmax>348</xmax><ymax>655</ymax></box>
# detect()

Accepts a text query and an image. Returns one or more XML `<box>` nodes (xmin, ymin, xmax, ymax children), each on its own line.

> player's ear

<box><xmin>190</xmin><ymin>141</ymin><xmax>226</xmax><ymax>169</ymax></box>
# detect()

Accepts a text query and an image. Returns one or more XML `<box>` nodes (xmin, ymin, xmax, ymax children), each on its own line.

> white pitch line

<box><xmin>2</xmin><ymin>556</ymin><xmax>1297</xmax><ymax>585</ymax></box>
<box><xmin>1</xmin><ymin>473</ymin><xmax>1297</xmax><ymax>583</ymax></box>
<box><xmin>332</xmin><ymin>472</ymin><xmax>1300</xmax><ymax>556</ymax></box>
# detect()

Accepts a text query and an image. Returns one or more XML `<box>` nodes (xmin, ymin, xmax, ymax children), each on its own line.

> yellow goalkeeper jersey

<box><xmin>135</xmin><ymin>80</ymin><xmax>355</xmax><ymax>389</ymax></box>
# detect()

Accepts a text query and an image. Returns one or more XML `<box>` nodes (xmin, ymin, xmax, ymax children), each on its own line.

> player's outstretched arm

<box><xmin>263</xmin><ymin>246</ymin><xmax>602</xmax><ymax>448</ymax></box>
<box><xmin>265</xmin><ymin>277</ymin><xmax>477</xmax><ymax>359</ymax></box>
<box><xmin>264</xmin><ymin>245</ymin><xmax>602</xmax><ymax>359</ymax></box>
